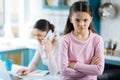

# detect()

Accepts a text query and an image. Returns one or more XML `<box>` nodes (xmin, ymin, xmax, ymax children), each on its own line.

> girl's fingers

<box><xmin>91</xmin><ymin>56</ymin><xmax>100</xmax><ymax>65</ymax></box>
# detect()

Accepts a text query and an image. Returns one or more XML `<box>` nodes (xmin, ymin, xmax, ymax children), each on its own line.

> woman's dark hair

<box><xmin>64</xmin><ymin>1</ymin><xmax>95</xmax><ymax>35</ymax></box>
<box><xmin>34</xmin><ymin>19</ymin><xmax>55</xmax><ymax>33</ymax></box>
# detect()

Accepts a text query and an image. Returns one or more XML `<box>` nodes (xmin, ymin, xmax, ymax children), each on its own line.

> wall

<box><xmin>100</xmin><ymin>0</ymin><xmax>120</xmax><ymax>50</ymax></box>
<box><xmin>29</xmin><ymin>0</ymin><xmax>120</xmax><ymax>50</ymax></box>
<box><xmin>29</xmin><ymin>0</ymin><xmax>100</xmax><ymax>36</ymax></box>
<box><xmin>89</xmin><ymin>0</ymin><xmax>100</xmax><ymax>34</ymax></box>
<box><xmin>29</xmin><ymin>0</ymin><xmax>68</xmax><ymax>35</ymax></box>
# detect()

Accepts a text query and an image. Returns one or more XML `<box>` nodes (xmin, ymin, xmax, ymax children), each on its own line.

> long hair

<box><xmin>64</xmin><ymin>1</ymin><xmax>95</xmax><ymax>35</ymax></box>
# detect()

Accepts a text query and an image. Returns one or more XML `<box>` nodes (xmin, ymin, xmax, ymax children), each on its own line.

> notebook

<box><xmin>0</xmin><ymin>60</ymin><xmax>24</xmax><ymax>80</ymax></box>
<box><xmin>0</xmin><ymin>60</ymin><xmax>49</xmax><ymax>80</ymax></box>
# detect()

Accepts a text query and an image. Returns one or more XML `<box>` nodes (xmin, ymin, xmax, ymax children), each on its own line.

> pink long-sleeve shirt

<box><xmin>60</xmin><ymin>31</ymin><xmax>104</xmax><ymax>80</ymax></box>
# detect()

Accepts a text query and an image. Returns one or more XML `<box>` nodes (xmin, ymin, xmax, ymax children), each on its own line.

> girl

<box><xmin>60</xmin><ymin>1</ymin><xmax>104</xmax><ymax>80</ymax></box>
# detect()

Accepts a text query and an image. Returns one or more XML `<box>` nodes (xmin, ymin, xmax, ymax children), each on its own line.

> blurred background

<box><xmin>0</xmin><ymin>0</ymin><xmax>120</xmax><ymax>79</ymax></box>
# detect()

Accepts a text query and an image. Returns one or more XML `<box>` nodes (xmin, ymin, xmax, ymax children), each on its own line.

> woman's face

<box><xmin>70</xmin><ymin>11</ymin><xmax>92</xmax><ymax>34</ymax></box>
<box><xmin>33</xmin><ymin>28</ymin><xmax>47</xmax><ymax>43</ymax></box>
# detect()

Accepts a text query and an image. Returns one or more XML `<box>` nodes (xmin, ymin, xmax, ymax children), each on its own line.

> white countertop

<box><xmin>0</xmin><ymin>38</ymin><xmax>38</xmax><ymax>52</ymax></box>
<box><xmin>105</xmin><ymin>54</ymin><xmax>120</xmax><ymax>61</ymax></box>
<box><xmin>105</xmin><ymin>52</ymin><xmax>120</xmax><ymax>66</ymax></box>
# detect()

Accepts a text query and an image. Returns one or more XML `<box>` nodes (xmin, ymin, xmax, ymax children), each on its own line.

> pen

<box><xmin>44</xmin><ymin>72</ymin><xmax>50</xmax><ymax>76</ymax></box>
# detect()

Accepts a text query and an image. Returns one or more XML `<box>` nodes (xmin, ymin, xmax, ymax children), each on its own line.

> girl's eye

<box><xmin>75</xmin><ymin>19</ymin><xmax>80</xmax><ymax>22</ymax></box>
<box><xmin>84</xmin><ymin>19</ymin><xmax>88</xmax><ymax>22</ymax></box>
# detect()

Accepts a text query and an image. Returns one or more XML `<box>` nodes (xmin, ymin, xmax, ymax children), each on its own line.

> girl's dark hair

<box><xmin>64</xmin><ymin>1</ymin><xmax>95</xmax><ymax>35</ymax></box>
<box><xmin>34</xmin><ymin>19</ymin><xmax>55</xmax><ymax>33</ymax></box>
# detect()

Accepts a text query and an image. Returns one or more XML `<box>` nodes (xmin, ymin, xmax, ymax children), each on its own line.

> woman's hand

<box><xmin>16</xmin><ymin>68</ymin><xmax>30</xmax><ymax>75</ymax></box>
<box><xmin>90</xmin><ymin>56</ymin><xmax>100</xmax><ymax>65</ymax></box>
<box><xmin>69</xmin><ymin>61</ymin><xmax>76</xmax><ymax>69</ymax></box>
<box><xmin>42</xmin><ymin>39</ymin><xmax>52</xmax><ymax>53</ymax></box>
<box><xmin>51</xmin><ymin>35</ymin><xmax>57</xmax><ymax>44</ymax></box>
<box><xmin>42</xmin><ymin>35</ymin><xmax>57</xmax><ymax>53</ymax></box>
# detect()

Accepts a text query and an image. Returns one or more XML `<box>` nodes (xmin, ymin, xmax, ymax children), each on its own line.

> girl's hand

<box><xmin>90</xmin><ymin>56</ymin><xmax>100</xmax><ymax>65</ymax></box>
<box><xmin>69</xmin><ymin>61</ymin><xmax>76</xmax><ymax>69</ymax></box>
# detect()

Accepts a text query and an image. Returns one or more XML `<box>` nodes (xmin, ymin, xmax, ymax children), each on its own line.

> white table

<box><xmin>11</xmin><ymin>64</ymin><xmax>62</xmax><ymax>80</ymax></box>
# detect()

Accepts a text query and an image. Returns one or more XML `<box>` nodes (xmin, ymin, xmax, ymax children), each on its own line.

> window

<box><xmin>0</xmin><ymin>0</ymin><xmax>4</xmax><ymax>37</ymax></box>
<box><xmin>11</xmin><ymin>0</ymin><xmax>19</xmax><ymax>37</ymax></box>
<box><xmin>0</xmin><ymin>0</ymin><xmax>30</xmax><ymax>38</ymax></box>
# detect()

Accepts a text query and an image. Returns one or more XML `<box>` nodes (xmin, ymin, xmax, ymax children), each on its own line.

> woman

<box><xmin>17</xmin><ymin>19</ymin><xmax>60</xmax><ymax>75</ymax></box>
<box><xmin>60</xmin><ymin>1</ymin><xmax>104</xmax><ymax>80</ymax></box>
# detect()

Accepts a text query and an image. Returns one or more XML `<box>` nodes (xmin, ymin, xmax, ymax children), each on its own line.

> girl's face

<box><xmin>70</xmin><ymin>11</ymin><xmax>92</xmax><ymax>34</ymax></box>
<box><xmin>33</xmin><ymin>28</ymin><xmax>47</xmax><ymax>43</ymax></box>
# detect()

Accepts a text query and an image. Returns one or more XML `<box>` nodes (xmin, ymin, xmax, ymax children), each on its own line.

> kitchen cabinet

<box><xmin>6</xmin><ymin>52</ymin><xmax>21</xmax><ymax>65</ymax></box>
<box><xmin>105</xmin><ymin>55</ymin><xmax>120</xmax><ymax>66</ymax></box>
<box><xmin>27</xmin><ymin>48</ymin><xmax>48</xmax><ymax>70</ymax></box>
<box><xmin>0</xmin><ymin>48</ymin><xmax>29</xmax><ymax>66</ymax></box>
<box><xmin>0</xmin><ymin>47</ymin><xmax>48</xmax><ymax>70</ymax></box>
<box><xmin>43</xmin><ymin>0</ymin><xmax>80</xmax><ymax>10</ymax></box>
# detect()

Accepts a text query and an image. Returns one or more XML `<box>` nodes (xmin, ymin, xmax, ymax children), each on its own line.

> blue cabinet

<box><xmin>28</xmin><ymin>48</ymin><xmax>48</xmax><ymax>70</ymax></box>
<box><xmin>0</xmin><ymin>48</ymin><xmax>28</xmax><ymax>66</ymax></box>
<box><xmin>0</xmin><ymin>48</ymin><xmax>48</xmax><ymax>70</ymax></box>
<box><xmin>27</xmin><ymin>48</ymin><xmax>36</xmax><ymax>64</ymax></box>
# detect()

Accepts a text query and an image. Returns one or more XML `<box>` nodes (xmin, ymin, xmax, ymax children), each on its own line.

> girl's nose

<box><xmin>79</xmin><ymin>21</ymin><xmax>84</xmax><ymax>26</ymax></box>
